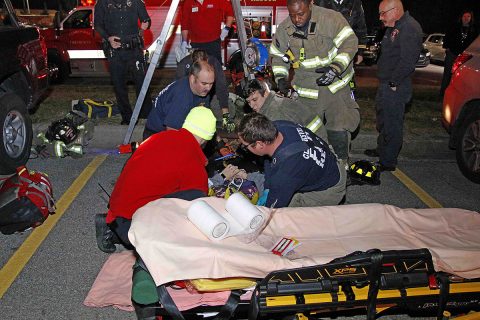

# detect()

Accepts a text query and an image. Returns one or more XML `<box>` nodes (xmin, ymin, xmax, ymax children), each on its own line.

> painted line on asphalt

<box><xmin>0</xmin><ymin>155</ymin><xmax>107</xmax><ymax>299</ymax></box>
<box><xmin>392</xmin><ymin>168</ymin><xmax>443</xmax><ymax>208</ymax></box>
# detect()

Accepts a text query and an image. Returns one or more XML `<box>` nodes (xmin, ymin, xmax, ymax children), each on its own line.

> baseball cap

<box><xmin>182</xmin><ymin>106</ymin><xmax>216</xmax><ymax>140</ymax></box>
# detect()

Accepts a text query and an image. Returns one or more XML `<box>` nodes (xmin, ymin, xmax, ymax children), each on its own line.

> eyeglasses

<box><xmin>379</xmin><ymin>7</ymin><xmax>395</xmax><ymax>16</ymax></box>
<box><xmin>239</xmin><ymin>142</ymin><xmax>256</xmax><ymax>152</ymax></box>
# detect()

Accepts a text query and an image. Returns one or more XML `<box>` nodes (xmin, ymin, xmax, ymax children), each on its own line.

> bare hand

<box><xmin>355</xmin><ymin>54</ymin><xmax>363</xmax><ymax>65</ymax></box>
<box><xmin>140</xmin><ymin>21</ymin><xmax>149</xmax><ymax>30</ymax></box>
<box><xmin>108</xmin><ymin>36</ymin><xmax>121</xmax><ymax>49</ymax></box>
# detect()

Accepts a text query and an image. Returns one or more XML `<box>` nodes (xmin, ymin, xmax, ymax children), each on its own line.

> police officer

<box><xmin>244</xmin><ymin>79</ymin><xmax>328</xmax><ymax>142</ymax></box>
<box><xmin>314</xmin><ymin>0</ymin><xmax>368</xmax><ymax>65</ymax></box>
<box><xmin>270</xmin><ymin>0</ymin><xmax>360</xmax><ymax>163</ymax></box>
<box><xmin>94</xmin><ymin>0</ymin><xmax>152</xmax><ymax>125</ymax></box>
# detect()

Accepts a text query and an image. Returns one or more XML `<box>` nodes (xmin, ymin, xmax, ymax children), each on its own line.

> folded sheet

<box><xmin>129</xmin><ymin>198</ymin><xmax>480</xmax><ymax>287</ymax></box>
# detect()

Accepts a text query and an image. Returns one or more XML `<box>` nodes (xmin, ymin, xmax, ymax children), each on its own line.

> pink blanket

<box><xmin>83</xmin><ymin>251</ymin><xmax>234</xmax><ymax>311</ymax></box>
<box><xmin>129</xmin><ymin>198</ymin><xmax>480</xmax><ymax>287</ymax></box>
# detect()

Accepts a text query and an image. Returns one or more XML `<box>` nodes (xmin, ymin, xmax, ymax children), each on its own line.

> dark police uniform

<box><xmin>94</xmin><ymin>0</ymin><xmax>152</xmax><ymax>124</ymax></box>
<box><xmin>264</xmin><ymin>121</ymin><xmax>346</xmax><ymax>208</ymax></box>
<box><xmin>375</xmin><ymin>12</ymin><xmax>422</xmax><ymax>168</ymax></box>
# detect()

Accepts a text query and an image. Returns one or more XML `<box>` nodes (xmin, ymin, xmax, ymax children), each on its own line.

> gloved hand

<box><xmin>222</xmin><ymin>112</ymin><xmax>235</xmax><ymax>133</ymax></box>
<box><xmin>180</xmin><ymin>40</ymin><xmax>188</xmax><ymax>52</ymax></box>
<box><xmin>175</xmin><ymin>41</ymin><xmax>190</xmax><ymax>62</ymax></box>
<box><xmin>315</xmin><ymin>66</ymin><xmax>342</xmax><ymax>86</ymax></box>
<box><xmin>220</xmin><ymin>27</ymin><xmax>230</xmax><ymax>41</ymax></box>
<box><xmin>257</xmin><ymin>189</ymin><xmax>269</xmax><ymax>206</ymax></box>
<box><xmin>277</xmin><ymin>78</ymin><xmax>290</xmax><ymax>95</ymax></box>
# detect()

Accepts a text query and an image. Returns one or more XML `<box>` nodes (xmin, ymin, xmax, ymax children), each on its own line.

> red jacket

<box><xmin>181</xmin><ymin>0</ymin><xmax>233</xmax><ymax>43</ymax></box>
<box><xmin>106</xmin><ymin>129</ymin><xmax>208</xmax><ymax>223</ymax></box>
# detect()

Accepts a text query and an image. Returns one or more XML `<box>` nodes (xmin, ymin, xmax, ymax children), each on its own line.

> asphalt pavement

<box><xmin>66</xmin><ymin>121</ymin><xmax>452</xmax><ymax>161</ymax></box>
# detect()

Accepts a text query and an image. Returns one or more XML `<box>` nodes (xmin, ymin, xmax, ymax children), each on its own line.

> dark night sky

<box><xmin>362</xmin><ymin>0</ymin><xmax>480</xmax><ymax>35</ymax></box>
<box><xmin>12</xmin><ymin>0</ymin><xmax>480</xmax><ymax>35</ymax></box>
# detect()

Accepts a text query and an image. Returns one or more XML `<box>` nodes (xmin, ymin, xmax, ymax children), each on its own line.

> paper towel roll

<box><xmin>187</xmin><ymin>200</ymin><xmax>229</xmax><ymax>240</ymax></box>
<box><xmin>225</xmin><ymin>193</ymin><xmax>264</xmax><ymax>231</ymax></box>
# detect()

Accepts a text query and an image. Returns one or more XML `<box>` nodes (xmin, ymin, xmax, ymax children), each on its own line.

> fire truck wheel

<box><xmin>0</xmin><ymin>93</ymin><xmax>32</xmax><ymax>175</ymax></box>
<box><xmin>48</xmin><ymin>52</ymin><xmax>69</xmax><ymax>84</ymax></box>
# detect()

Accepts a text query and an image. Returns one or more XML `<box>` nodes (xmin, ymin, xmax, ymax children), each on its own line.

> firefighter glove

<box><xmin>277</xmin><ymin>78</ymin><xmax>290</xmax><ymax>94</ymax></box>
<box><xmin>222</xmin><ymin>112</ymin><xmax>235</xmax><ymax>133</ymax></box>
<box><xmin>220</xmin><ymin>27</ymin><xmax>230</xmax><ymax>41</ymax></box>
<box><xmin>315</xmin><ymin>65</ymin><xmax>342</xmax><ymax>86</ymax></box>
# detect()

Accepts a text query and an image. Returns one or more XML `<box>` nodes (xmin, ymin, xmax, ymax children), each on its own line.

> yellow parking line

<box><xmin>392</xmin><ymin>168</ymin><xmax>443</xmax><ymax>208</ymax></box>
<box><xmin>0</xmin><ymin>155</ymin><xmax>107</xmax><ymax>299</ymax></box>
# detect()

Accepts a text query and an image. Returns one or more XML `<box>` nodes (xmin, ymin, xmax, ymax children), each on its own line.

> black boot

<box><xmin>95</xmin><ymin>213</ymin><xmax>117</xmax><ymax>253</ymax></box>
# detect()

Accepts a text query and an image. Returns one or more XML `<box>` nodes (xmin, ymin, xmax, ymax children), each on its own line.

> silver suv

<box><xmin>424</xmin><ymin>33</ymin><xmax>445</xmax><ymax>64</ymax></box>
<box><xmin>442</xmin><ymin>35</ymin><xmax>480</xmax><ymax>183</ymax></box>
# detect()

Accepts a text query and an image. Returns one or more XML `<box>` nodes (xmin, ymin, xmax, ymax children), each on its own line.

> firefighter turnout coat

<box><xmin>270</xmin><ymin>6</ymin><xmax>360</xmax><ymax>133</ymax></box>
<box><xmin>260</xmin><ymin>92</ymin><xmax>327</xmax><ymax>141</ymax></box>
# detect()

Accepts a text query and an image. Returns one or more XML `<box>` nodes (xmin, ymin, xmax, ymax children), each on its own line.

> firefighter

<box><xmin>314</xmin><ymin>0</ymin><xmax>368</xmax><ymax>65</ymax></box>
<box><xmin>179</xmin><ymin>0</ymin><xmax>235</xmax><ymax>132</ymax></box>
<box><xmin>238</xmin><ymin>113</ymin><xmax>346</xmax><ymax>208</ymax></box>
<box><xmin>176</xmin><ymin>49</ymin><xmax>234</xmax><ymax>132</ymax></box>
<box><xmin>94</xmin><ymin>0</ymin><xmax>152</xmax><ymax>125</ymax></box>
<box><xmin>270</xmin><ymin>0</ymin><xmax>360</xmax><ymax>163</ymax></box>
<box><xmin>244</xmin><ymin>79</ymin><xmax>328</xmax><ymax>142</ymax></box>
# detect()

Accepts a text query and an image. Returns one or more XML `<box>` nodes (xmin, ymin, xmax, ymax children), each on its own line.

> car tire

<box><xmin>48</xmin><ymin>51</ymin><xmax>69</xmax><ymax>84</ymax></box>
<box><xmin>455</xmin><ymin>109</ymin><xmax>480</xmax><ymax>184</ymax></box>
<box><xmin>0</xmin><ymin>93</ymin><xmax>33</xmax><ymax>175</ymax></box>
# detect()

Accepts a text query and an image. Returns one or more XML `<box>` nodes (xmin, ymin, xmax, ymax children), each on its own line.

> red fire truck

<box><xmin>40</xmin><ymin>0</ymin><xmax>286</xmax><ymax>82</ymax></box>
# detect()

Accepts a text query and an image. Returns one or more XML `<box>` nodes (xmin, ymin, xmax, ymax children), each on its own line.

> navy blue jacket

<box><xmin>377</xmin><ymin>12</ymin><xmax>423</xmax><ymax>86</ymax></box>
<box><xmin>145</xmin><ymin>77</ymin><xmax>210</xmax><ymax>133</ymax></box>
<box><xmin>264</xmin><ymin>121</ymin><xmax>340</xmax><ymax>208</ymax></box>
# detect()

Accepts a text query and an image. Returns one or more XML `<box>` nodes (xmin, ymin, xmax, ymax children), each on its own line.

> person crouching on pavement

<box><xmin>244</xmin><ymin>79</ymin><xmax>328</xmax><ymax>143</ymax></box>
<box><xmin>95</xmin><ymin>106</ymin><xmax>217</xmax><ymax>253</ymax></box>
<box><xmin>237</xmin><ymin>113</ymin><xmax>346</xmax><ymax>208</ymax></box>
<box><xmin>143</xmin><ymin>60</ymin><xmax>215</xmax><ymax>139</ymax></box>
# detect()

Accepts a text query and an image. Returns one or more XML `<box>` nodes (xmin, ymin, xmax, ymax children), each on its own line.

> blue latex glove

<box><xmin>257</xmin><ymin>189</ymin><xmax>269</xmax><ymax>206</ymax></box>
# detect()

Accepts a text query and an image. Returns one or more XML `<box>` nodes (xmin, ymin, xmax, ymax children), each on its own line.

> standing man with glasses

<box><xmin>237</xmin><ymin>113</ymin><xmax>346</xmax><ymax>208</ymax></box>
<box><xmin>364</xmin><ymin>0</ymin><xmax>423</xmax><ymax>172</ymax></box>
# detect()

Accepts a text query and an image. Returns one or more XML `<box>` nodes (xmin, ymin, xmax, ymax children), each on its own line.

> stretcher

<box><xmin>127</xmin><ymin>197</ymin><xmax>480</xmax><ymax>320</ymax></box>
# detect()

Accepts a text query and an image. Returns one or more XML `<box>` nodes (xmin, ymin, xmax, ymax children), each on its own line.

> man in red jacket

<box><xmin>95</xmin><ymin>106</ymin><xmax>217</xmax><ymax>253</ymax></box>
<box><xmin>180</xmin><ymin>0</ymin><xmax>234</xmax><ymax>64</ymax></box>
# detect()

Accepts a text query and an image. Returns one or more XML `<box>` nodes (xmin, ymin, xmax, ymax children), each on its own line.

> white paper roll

<box><xmin>187</xmin><ymin>200</ymin><xmax>229</xmax><ymax>241</ymax></box>
<box><xmin>225</xmin><ymin>193</ymin><xmax>264</xmax><ymax>232</ymax></box>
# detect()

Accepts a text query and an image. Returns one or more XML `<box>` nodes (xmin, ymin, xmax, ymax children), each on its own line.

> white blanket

<box><xmin>129</xmin><ymin>198</ymin><xmax>480</xmax><ymax>287</ymax></box>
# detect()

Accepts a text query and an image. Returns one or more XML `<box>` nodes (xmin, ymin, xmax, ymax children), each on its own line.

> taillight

<box><xmin>451</xmin><ymin>53</ymin><xmax>472</xmax><ymax>74</ymax></box>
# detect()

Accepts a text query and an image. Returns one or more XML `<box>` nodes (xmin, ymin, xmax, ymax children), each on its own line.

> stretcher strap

<box><xmin>436</xmin><ymin>274</ymin><xmax>451</xmax><ymax>320</ymax></box>
<box><xmin>214</xmin><ymin>290</ymin><xmax>242</xmax><ymax>320</ymax></box>
<box><xmin>157</xmin><ymin>285</ymin><xmax>186</xmax><ymax>320</ymax></box>
<box><xmin>156</xmin><ymin>285</ymin><xmax>242</xmax><ymax>320</ymax></box>
<box><xmin>366</xmin><ymin>250</ymin><xmax>382</xmax><ymax>320</ymax></box>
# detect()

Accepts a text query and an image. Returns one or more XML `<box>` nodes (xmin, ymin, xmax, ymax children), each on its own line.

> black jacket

<box><xmin>443</xmin><ymin>23</ymin><xmax>478</xmax><ymax>56</ymax></box>
<box><xmin>377</xmin><ymin>12</ymin><xmax>423</xmax><ymax>86</ymax></box>
<box><xmin>314</xmin><ymin>0</ymin><xmax>367</xmax><ymax>47</ymax></box>
<box><xmin>94</xmin><ymin>0</ymin><xmax>150</xmax><ymax>41</ymax></box>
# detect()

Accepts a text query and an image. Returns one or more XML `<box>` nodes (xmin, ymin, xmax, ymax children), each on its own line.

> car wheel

<box><xmin>0</xmin><ymin>94</ymin><xmax>32</xmax><ymax>175</ymax></box>
<box><xmin>48</xmin><ymin>52</ymin><xmax>69</xmax><ymax>84</ymax></box>
<box><xmin>455</xmin><ymin>110</ymin><xmax>480</xmax><ymax>184</ymax></box>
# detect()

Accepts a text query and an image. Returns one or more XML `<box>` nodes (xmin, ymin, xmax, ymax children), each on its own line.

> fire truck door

<box><xmin>61</xmin><ymin>8</ymin><xmax>107</xmax><ymax>74</ymax></box>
